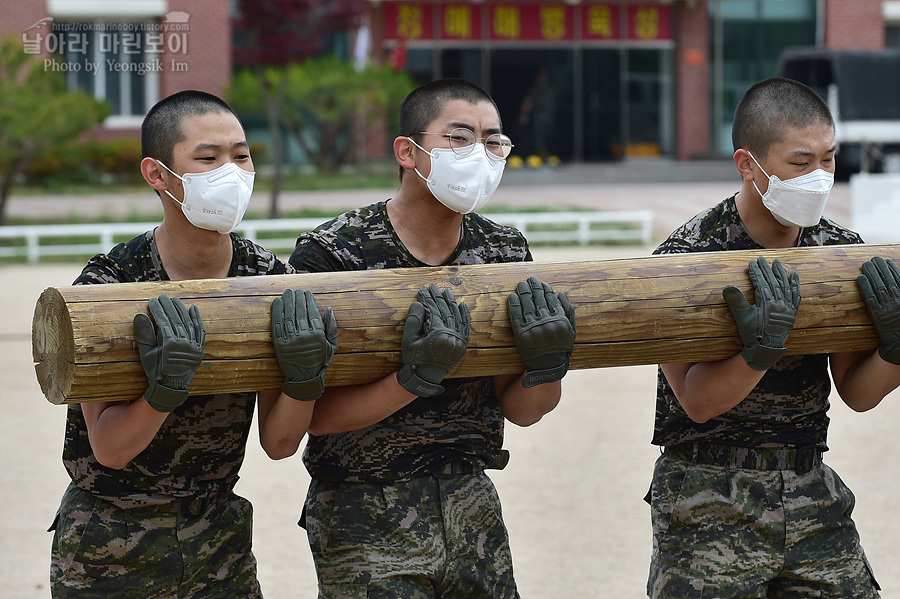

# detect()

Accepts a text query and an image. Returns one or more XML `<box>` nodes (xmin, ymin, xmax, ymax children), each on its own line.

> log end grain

<box><xmin>32</xmin><ymin>287</ymin><xmax>75</xmax><ymax>405</ymax></box>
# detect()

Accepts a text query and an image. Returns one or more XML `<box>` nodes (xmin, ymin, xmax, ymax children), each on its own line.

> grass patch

<box><xmin>15</xmin><ymin>162</ymin><xmax>400</xmax><ymax>197</ymax></box>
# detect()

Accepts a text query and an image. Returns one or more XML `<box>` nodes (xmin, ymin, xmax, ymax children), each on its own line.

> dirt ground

<box><xmin>3</xmin><ymin>243</ymin><xmax>898</xmax><ymax>599</ymax></box>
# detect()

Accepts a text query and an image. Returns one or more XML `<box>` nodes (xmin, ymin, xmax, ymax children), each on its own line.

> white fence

<box><xmin>850</xmin><ymin>173</ymin><xmax>900</xmax><ymax>244</ymax></box>
<box><xmin>0</xmin><ymin>210</ymin><xmax>653</xmax><ymax>264</ymax></box>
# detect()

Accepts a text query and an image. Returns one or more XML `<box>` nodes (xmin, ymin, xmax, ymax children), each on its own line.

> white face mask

<box><xmin>156</xmin><ymin>160</ymin><xmax>255</xmax><ymax>234</ymax></box>
<box><xmin>748</xmin><ymin>151</ymin><xmax>833</xmax><ymax>228</ymax></box>
<box><xmin>408</xmin><ymin>139</ymin><xmax>504</xmax><ymax>214</ymax></box>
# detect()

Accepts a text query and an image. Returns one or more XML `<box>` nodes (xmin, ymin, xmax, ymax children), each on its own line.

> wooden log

<box><xmin>32</xmin><ymin>244</ymin><xmax>898</xmax><ymax>405</ymax></box>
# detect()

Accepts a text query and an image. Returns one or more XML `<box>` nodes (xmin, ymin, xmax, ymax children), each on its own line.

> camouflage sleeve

<box><xmin>289</xmin><ymin>236</ymin><xmax>347</xmax><ymax>273</ymax></box>
<box><xmin>73</xmin><ymin>247</ymin><xmax>133</xmax><ymax>285</ymax></box>
<box><xmin>253</xmin><ymin>251</ymin><xmax>293</xmax><ymax>275</ymax></box>
<box><xmin>231</xmin><ymin>233</ymin><xmax>294</xmax><ymax>276</ymax></box>
<box><xmin>653</xmin><ymin>235</ymin><xmax>696</xmax><ymax>256</ymax></box>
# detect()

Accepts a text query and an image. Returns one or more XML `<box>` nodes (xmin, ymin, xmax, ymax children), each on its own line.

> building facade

<box><xmin>366</xmin><ymin>0</ymin><xmax>896</xmax><ymax>162</ymax></box>
<box><xmin>0</xmin><ymin>0</ymin><xmax>895</xmax><ymax>161</ymax></box>
<box><xmin>0</xmin><ymin>0</ymin><xmax>231</xmax><ymax>140</ymax></box>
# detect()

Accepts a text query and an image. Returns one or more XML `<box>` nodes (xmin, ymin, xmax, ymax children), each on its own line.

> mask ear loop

<box><xmin>154</xmin><ymin>159</ymin><xmax>188</xmax><ymax>207</ymax></box>
<box><xmin>745</xmin><ymin>151</ymin><xmax>773</xmax><ymax>200</ymax></box>
<box><xmin>406</xmin><ymin>137</ymin><xmax>435</xmax><ymax>185</ymax></box>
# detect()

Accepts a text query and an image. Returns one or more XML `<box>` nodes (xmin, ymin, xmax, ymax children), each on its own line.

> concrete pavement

<box><xmin>3</xmin><ymin>246</ymin><xmax>899</xmax><ymax>599</ymax></box>
<box><xmin>2</xmin><ymin>160</ymin><xmax>892</xmax><ymax>599</ymax></box>
<box><xmin>4</xmin><ymin>159</ymin><xmax>853</xmax><ymax>245</ymax></box>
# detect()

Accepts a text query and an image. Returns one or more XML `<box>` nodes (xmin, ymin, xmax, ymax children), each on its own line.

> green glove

<box><xmin>723</xmin><ymin>256</ymin><xmax>801</xmax><ymax>371</ymax></box>
<box><xmin>133</xmin><ymin>294</ymin><xmax>205</xmax><ymax>412</ymax></box>
<box><xmin>508</xmin><ymin>276</ymin><xmax>577</xmax><ymax>388</ymax></box>
<box><xmin>271</xmin><ymin>289</ymin><xmax>337</xmax><ymax>401</ymax></box>
<box><xmin>857</xmin><ymin>256</ymin><xmax>900</xmax><ymax>364</ymax></box>
<box><xmin>396</xmin><ymin>284</ymin><xmax>470</xmax><ymax>397</ymax></box>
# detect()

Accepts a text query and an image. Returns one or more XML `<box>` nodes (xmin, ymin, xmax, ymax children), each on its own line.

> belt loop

<box><xmin>433</xmin><ymin>458</ymin><xmax>483</xmax><ymax>478</ymax></box>
<box><xmin>794</xmin><ymin>446</ymin><xmax>819</xmax><ymax>475</ymax></box>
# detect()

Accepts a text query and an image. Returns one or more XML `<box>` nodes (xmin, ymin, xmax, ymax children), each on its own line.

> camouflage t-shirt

<box><xmin>64</xmin><ymin>229</ymin><xmax>292</xmax><ymax>507</ymax></box>
<box><xmin>651</xmin><ymin>194</ymin><xmax>863</xmax><ymax>450</ymax></box>
<box><xmin>289</xmin><ymin>200</ymin><xmax>532</xmax><ymax>483</ymax></box>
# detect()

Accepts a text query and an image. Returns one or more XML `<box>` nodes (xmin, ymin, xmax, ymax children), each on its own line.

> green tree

<box><xmin>230</xmin><ymin>56</ymin><xmax>414</xmax><ymax>176</ymax></box>
<box><xmin>0</xmin><ymin>37</ymin><xmax>109</xmax><ymax>225</ymax></box>
<box><xmin>232</xmin><ymin>0</ymin><xmax>368</xmax><ymax>218</ymax></box>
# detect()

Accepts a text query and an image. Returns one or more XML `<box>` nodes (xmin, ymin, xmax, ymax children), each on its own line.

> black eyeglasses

<box><xmin>414</xmin><ymin>128</ymin><xmax>513</xmax><ymax>161</ymax></box>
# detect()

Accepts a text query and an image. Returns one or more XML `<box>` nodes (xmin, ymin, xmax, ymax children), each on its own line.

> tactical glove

<box><xmin>508</xmin><ymin>276</ymin><xmax>576</xmax><ymax>388</ymax></box>
<box><xmin>723</xmin><ymin>256</ymin><xmax>801</xmax><ymax>371</ymax></box>
<box><xmin>271</xmin><ymin>289</ymin><xmax>337</xmax><ymax>401</ymax></box>
<box><xmin>857</xmin><ymin>256</ymin><xmax>900</xmax><ymax>364</ymax></box>
<box><xmin>133</xmin><ymin>294</ymin><xmax>205</xmax><ymax>412</ymax></box>
<box><xmin>396</xmin><ymin>284</ymin><xmax>470</xmax><ymax>397</ymax></box>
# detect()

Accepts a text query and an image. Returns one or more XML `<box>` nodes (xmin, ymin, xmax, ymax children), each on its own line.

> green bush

<box><xmin>23</xmin><ymin>138</ymin><xmax>144</xmax><ymax>186</ymax></box>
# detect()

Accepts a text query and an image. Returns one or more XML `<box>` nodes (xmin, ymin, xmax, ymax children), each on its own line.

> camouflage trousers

<box><xmin>646</xmin><ymin>452</ymin><xmax>881</xmax><ymax>598</ymax></box>
<box><xmin>50</xmin><ymin>483</ymin><xmax>262</xmax><ymax>598</ymax></box>
<box><xmin>302</xmin><ymin>472</ymin><xmax>520</xmax><ymax>599</ymax></box>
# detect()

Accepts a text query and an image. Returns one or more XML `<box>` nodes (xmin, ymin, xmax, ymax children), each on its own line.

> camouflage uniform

<box><xmin>50</xmin><ymin>229</ymin><xmax>291</xmax><ymax>598</ymax></box>
<box><xmin>645</xmin><ymin>195</ymin><xmax>881</xmax><ymax>598</ymax></box>
<box><xmin>289</xmin><ymin>200</ymin><xmax>529</xmax><ymax>598</ymax></box>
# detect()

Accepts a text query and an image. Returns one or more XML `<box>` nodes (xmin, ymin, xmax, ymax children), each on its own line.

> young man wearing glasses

<box><xmin>273</xmin><ymin>78</ymin><xmax>576</xmax><ymax>597</ymax></box>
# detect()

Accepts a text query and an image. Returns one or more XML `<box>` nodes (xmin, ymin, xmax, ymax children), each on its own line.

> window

<box><xmin>887</xmin><ymin>25</ymin><xmax>900</xmax><ymax>47</ymax></box>
<box><xmin>51</xmin><ymin>22</ymin><xmax>160</xmax><ymax>127</ymax></box>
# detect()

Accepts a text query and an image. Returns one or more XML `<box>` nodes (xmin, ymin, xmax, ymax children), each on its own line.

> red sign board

<box><xmin>383</xmin><ymin>3</ymin><xmax>433</xmax><ymax>41</ymax></box>
<box><xmin>626</xmin><ymin>4</ymin><xmax>672</xmax><ymax>41</ymax></box>
<box><xmin>581</xmin><ymin>3</ymin><xmax>620</xmax><ymax>41</ymax></box>
<box><xmin>381</xmin><ymin>2</ymin><xmax>671</xmax><ymax>43</ymax></box>
<box><xmin>440</xmin><ymin>4</ymin><xmax>481</xmax><ymax>41</ymax></box>
<box><xmin>489</xmin><ymin>4</ymin><xmax>573</xmax><ymax>42</ymax></box>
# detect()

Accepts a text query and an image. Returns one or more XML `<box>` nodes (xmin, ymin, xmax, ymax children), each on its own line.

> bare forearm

<box><xmin>496</xmin><ymin>373</ymin><xmax>561</xmax><ymax>426</ymax></box>
<box><xmin>83</xmin><ymin>398</ymin><xmax>169</xmax><ymax>469</ymax></box>
<box><xmin>257</xmin><ymin>389</ymin><xmax>314</xmax><ymax>459</ymax></box>
<box><xmin>831</xmin><ymin>350</ymin><xmax>900</xmax><ymax>412</ymax></box>
<box><xmin>662</xmin><ymin>355</ymin><xmax>765</xmax><ymax>423</ymax></box>
<box><xmin>308</xmin><ymin>373</ymin><xmax>417</xmax><ymax>435</ymax></box>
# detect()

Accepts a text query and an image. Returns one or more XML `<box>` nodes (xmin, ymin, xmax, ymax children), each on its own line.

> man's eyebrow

<box><xmin>447</xmin><ymin>121</ymin><xmax>502</xmax><ymax>135</ymax></box>
<box><xmin>192</xmin><ymin>140</ymin><xmax>250</xmax><ymax>152</ymax></box>
<box><xmin>790</xmin><ymin>144</ymin><xmax>837</xmax><ymax>156</ymax></box>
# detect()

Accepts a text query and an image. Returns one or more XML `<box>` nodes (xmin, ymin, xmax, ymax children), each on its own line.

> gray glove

<box><xmin>271</xmin><ymin>289</ymin><xmax>337</xmax><ymax>401</ymax></box>
<box><xmin>133</xmin><ymin>294</ymin><xmax>205</xmax><ymax>412</ymax></box>
<box><xmin>508</xmin><ymin>276</ymin><xmax>576</xmax><ymax>387</ymax></box>
<box><xmin>723</xmin><ymin>256</ymin><xmax>801</xmax><ymax>371</ymax></box>
<box><xmin>857</xmin><ymin>256</ymin><xmax>900</xmax><ymax>364</ymax></box>
<box><xmin>396</xmin><ymin>284</ymin><xmax>470</xmax><ymax>397</ymax></box>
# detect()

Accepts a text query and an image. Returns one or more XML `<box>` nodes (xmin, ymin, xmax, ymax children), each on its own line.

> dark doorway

<box><xmin>583</xmin><ymin>49</ymin><xmax>622</xmax><ymax>161</ymax></box>
<box><xmin>489</xmin><ymin>49</ymin><xmax>573</xmax><ymax>161</ymax></box>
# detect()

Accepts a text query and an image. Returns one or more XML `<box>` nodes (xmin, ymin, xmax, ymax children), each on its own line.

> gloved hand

<box><xmin>133</xmin><ymin>294</ymin><xmax>205</xmax><ymax>412</ymax></box>
<box><xmin>508</xmin><ymin>276</ymin><xmax>576</xmax><ymax>388</ymax></box>
<box><xmin>271</xmin><ymin>289</ymin><xmax>338</xmax><ymax>401</ymax></box>
<box><xmin>857</xmin><ymin>256</ymin><xmax>900</xmax><ymax>364</ymax></box>
<box><xmin>723</xmin><ymin>256</ymin><xmax>801</xmax><ymax>371</ymax></box>
<box><xmin>396</xmin><ymin>284</ymin><xmax>470</xmax><ymax>397</ymax></box>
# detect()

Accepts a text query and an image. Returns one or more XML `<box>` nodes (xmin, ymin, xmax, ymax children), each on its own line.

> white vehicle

<box><xmin>779</xmin><ymin>47</ymin><xmax>900</xmax><ymax>177</ymax></box>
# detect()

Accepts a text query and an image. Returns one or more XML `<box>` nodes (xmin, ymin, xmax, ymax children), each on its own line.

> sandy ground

<box><xmin>2</xmin><ymin>179</ymin><xmax>898</xmax><ymax>598</ymax></box>
<box><xmin>3</xmin><ymin>243</ymin><xmax>898</xmax><ymax>599</ymax></box>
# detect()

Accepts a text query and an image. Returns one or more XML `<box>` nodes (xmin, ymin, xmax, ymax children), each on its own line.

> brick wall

<box><xmin>674</xmin><ymin>1</ymin><xmax>710</xmax><ymax>161</ymax></box>
<box><xmin>825</xmin><ymin>0</ymin><xmax>884</xmax><ymax>49</ymax></box>
<box><xmin>162</xmin><ymin>0</ymin><xmax>231</xmax><ymax>98</ymax></box>
<box><xmin>0</xmin><ymin>0</ymin><xmax>47</xmax><ymax>43</ymax></box>
<box><xmin>0</xmin><ymin>0</ymin><xmax>232</xmax><ymax>127</ymax></box>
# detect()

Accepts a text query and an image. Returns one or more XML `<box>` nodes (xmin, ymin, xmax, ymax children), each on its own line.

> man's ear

<box><xmin>394</xmin><ymin>136</ymin><xmax>418</xmax><ymax>172</ymax></box>
<box><xmin>734</xmin><ymin>149</ymin><xmax>755</xmax><ymax>182</ymax></box>
<box><xmin>141</xmin><ymin>157</ymin><xmax>169</xmax><ymax>193</ymax></box>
